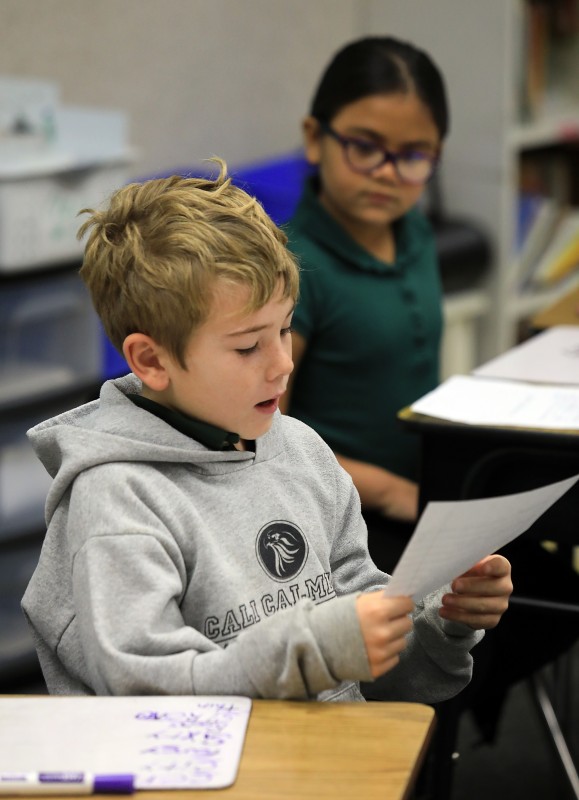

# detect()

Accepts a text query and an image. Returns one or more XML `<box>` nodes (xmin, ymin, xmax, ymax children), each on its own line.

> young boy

<box><xmin>22</xmin><ymin>162</ymin><xmax>512</xmax><ymax>700</ymax></box>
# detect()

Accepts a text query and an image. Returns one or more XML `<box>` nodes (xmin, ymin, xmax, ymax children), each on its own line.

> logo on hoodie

<box><xmin>256</xmin><ymin>520</ymin><xmax>308</xmax><ymax>582</ymax></box>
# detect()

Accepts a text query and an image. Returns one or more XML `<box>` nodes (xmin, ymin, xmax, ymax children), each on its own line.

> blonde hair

<box><xmin>78</xmin><ymin>159</ymin><xmax>300</xmax><ymax>367</ymax></box>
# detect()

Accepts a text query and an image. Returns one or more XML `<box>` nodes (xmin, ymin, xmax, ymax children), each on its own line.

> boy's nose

<box><xmin>267</xmin><ymin>343</ymin><xmax>293</xmax><ymax>381</ymax></box>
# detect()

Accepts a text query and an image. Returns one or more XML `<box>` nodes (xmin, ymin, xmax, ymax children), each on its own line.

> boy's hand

<box><xmin>356</xmin><ymin>592</ymin><xmax>414</xmax><ymax>678</ymax></box>
<box><xmin>439</xmin><ymin>554</ymin><xmax>513</xmax><ymax>630</ymax></box>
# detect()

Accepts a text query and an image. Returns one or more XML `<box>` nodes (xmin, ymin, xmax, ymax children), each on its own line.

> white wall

<box><xmin>6</xmin><ymin>1</ymin><xmax>502</xmax><ymax>182</ymax></box>
<box><xmin>0</xmin><ymin>0</ymin><xmax>363</xmax><ymax>177</ymax></box>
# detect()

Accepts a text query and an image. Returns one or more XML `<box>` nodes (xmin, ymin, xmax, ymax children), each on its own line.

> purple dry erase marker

<box><xmin>0</xmin><ymin>772</ymin><xmax>134</xmax><ymax>795</ymax></box>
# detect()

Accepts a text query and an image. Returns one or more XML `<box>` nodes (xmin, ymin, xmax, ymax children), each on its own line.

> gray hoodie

<box><xmin>22</xmin><ymin>374</ymin><xmax>482</xmax><ymax>700</ymax></box>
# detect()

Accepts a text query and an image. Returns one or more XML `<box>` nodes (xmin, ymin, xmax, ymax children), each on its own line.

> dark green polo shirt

<box><xmin>128</xmin><ymin>394</ymin><xmax>241</xmax><ymax>450</ymax></box>
<box><xmin>285</xmin><ymin>181</ymin><xmax>443</xmax><ymax>480</ymax></box>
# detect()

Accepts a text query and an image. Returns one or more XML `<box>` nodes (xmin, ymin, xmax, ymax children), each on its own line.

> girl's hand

<box><xmin>378</xmin><ymin>474</ymin><xmax>419</xmax><ymax>523</ymax></box>
<box><xmin>333</xmin><ymin>452</ymin><xmax>419</xmax><ymax>524</ymax></box>
<box><xmin>356</xmin><ymin>591</ymin><xmax>415</xmax><ymax>677</ymax></box>
<box><xmin>439</xmin><ymin>555</ymin><xmax>513</xmax><ymax>630</ymax></box>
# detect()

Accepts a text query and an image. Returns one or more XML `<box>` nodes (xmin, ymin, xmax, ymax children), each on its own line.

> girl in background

<box><xmin>280</xmin><ymin>36</ymin><xmax>445</xmax><ymax>570</ymax></box>
<box><xmin>281</xmin><ymin>35</ymin><xmax>579</xmax><ymax>743</ymax></box>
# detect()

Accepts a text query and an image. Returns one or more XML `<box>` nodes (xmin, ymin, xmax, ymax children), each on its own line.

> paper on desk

<box><xmin>473</xmin><ymin>325</ymin><xmax>579</xmax><ymax>385</ymax></box>
<box><xmin>384</xmin><ymin>473</ymin><xmax>579</xmax><ymax>601</ymax></box>
<box><xmin>411</xmin><ymin>374</ymin><xmax>579</xmax><ymax>430</ymax></box>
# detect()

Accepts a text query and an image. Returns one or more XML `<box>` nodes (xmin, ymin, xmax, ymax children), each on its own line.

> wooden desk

<box><xmin>1</xmin><ymin>700</ymin><xmax>435</xmax><ymax>800</ymax></box>
<box><xmin>160</xmin><ymin>701</ymin><xmax>435</xmax><ymax>800</ymax></box>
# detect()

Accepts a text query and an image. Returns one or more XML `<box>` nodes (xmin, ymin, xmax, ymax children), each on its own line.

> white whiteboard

<box><xmin>0</xmin><ymin>696</ymin><xmax>252</xmax><ymax>790</ymax></box>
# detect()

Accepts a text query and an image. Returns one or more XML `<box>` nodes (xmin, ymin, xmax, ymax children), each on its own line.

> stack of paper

<box><xmin>411</xmin><ymin>374</ymin><xmax>579</xmax><ymax>431</ymax></box>
<box><xmin>473</xmin><ymin>325</ymin><xmax>579</xmax><ymax>386</ymax></box>
<box><xmin>410</xmin><ymin>325</ymin><xmax>579</xmax><ymax>431</ymax></box>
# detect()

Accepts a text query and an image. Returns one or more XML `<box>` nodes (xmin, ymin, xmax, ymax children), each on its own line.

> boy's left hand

<box><xmin>438</xmin><ymin>554</ymin><xmax>513</xmax><ymax>630</ymax></box>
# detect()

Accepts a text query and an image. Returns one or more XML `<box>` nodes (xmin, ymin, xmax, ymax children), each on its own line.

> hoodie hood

<box><xmin>28</xmin><ymin>373</ymin><xmax>281</xmax><ymax>525</ymax></box>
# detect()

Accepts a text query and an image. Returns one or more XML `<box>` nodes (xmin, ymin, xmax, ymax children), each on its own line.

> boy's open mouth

<box><xmin>256</xmin><ymin>398</ymin><xmax>277</xmax><ymax>410</ymax></box>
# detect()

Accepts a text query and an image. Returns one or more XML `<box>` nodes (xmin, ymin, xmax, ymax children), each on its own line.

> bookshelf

<box><xmin>365</xmin><ymin>0</ymin><xmax>579</xmax><ymax>362</ymax></box>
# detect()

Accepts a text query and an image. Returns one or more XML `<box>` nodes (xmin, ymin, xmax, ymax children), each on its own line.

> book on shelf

<box><xmin>513</xmin><ymin>196</ymin><xmax>563</xmax><ymax>290</ymax></box>
<box><xmin>513</xmin><ymin>147</ymin><xmax>575</xmax><ymax>291</ymax></box>
<box><xmin>516</xmin><ymin>191</ymin><xmax>545</xmax><ymax>250</ymax></box>
<box><xmin>527</xmin><ymin>206</ymin><xmax>579</xmax><ymax>287</ymax></box>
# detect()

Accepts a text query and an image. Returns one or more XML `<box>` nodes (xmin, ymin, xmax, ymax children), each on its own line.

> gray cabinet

<box><xmin>0</xmin><ymin>264</ymin><xmax>102</xmax><ymax>686</ymax></box>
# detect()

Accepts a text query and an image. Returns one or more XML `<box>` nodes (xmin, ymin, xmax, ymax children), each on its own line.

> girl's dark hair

<box><xmin>310</xmin><ymin>36</ymin><xmax>449</xmax><ymax>140</ymax></box>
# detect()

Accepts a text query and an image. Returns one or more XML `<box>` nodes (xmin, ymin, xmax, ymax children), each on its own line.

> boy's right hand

<box><xmin>356</xmin><ymin>592</ymin><xmax>415</xmax><ymax>678</ymax></box>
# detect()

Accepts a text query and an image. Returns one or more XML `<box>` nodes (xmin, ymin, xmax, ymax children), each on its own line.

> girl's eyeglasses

<box><xmin>320</xmin><ymin>122</ymin><xmax>438</xmax><ymax>185</ymax></box>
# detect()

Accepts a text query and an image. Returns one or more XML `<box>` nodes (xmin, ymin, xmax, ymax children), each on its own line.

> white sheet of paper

<box><xmin>473</xmin><ymin>325</ymin><xmax>579</xmax><ymax>385</ymax></box>
<box><xmin>0</xmin><ymin>696</ymin><xmax>252</xmax><ymax>790</ymax></box>
<box><xmin>411</xmin><ymin>374</ymin><xmax>579</xmax><ymax>430</ymax></box>
<box><xmin>384</xmin><ymin>473</ymin><xmax>579</xmax><ymax>601</ymax></box>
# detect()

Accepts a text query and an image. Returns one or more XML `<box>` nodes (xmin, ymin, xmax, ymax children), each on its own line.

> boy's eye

<box><xmin>235</xmin><ymin>326</ymin><xmax>292</xmax><ymax>355</ymax></box>
<box><xmin>236</xmin><ymin>343</ymin><xmax>258</xmax><ymax>356</ymax></box>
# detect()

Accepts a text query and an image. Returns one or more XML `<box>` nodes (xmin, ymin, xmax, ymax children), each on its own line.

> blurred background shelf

<box><xmin>372</xmin><ymin>0</ymin><xmax>579</xmax><ymax>362</ymax></box>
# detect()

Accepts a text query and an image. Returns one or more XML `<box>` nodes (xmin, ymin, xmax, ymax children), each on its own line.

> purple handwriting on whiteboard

<box><xmin>134</xmin><ymin>701</ymin><xmax>248</xmax><ymax>788</ymax></box>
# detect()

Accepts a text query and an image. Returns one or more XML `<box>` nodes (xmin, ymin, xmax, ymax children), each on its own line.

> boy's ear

<box><xmin>122</xmin><ymin>333</ymin><xmax>171</xmax><ymax>391</ymax></box>
<box><xmin>302</xmin><ymin>116</ymin><xmax>323</xmax><ymax>166</ymax></box>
